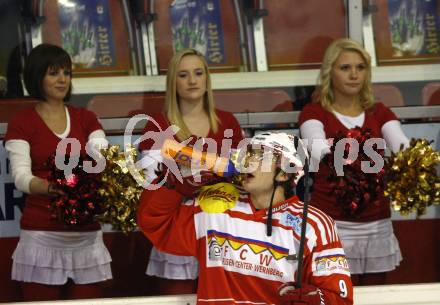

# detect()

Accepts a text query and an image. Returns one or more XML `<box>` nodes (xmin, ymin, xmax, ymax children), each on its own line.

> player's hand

<box><xmin>278</xmin><ymin>282</ymin><xmax>325</xmax><ymax>305</ymax></box>
<box><xmin>157</xmin><ymin>163</ymin><xmax>222</xmax><ymax>197</ymax></box>
<box><xmin>156</xmin><ymin>135</ymin><xmax>227</xmax><ymax>196</ymax></box>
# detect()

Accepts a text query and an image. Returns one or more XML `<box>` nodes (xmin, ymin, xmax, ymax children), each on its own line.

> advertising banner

<box><xmin>0</xmin><ymin>142</ymin><xmax>24</xmax><ymax>237</ymax></box>
<box><xmin>374</xmin><ymin>0</ymin><xmax>440</xmax><ymax>64</ymax></box>
<box><xmin>59</xmin><ymin>0</ymin><xmax>116</xmax><ymax>68</ymax></box>
<box><xmin>387</xmin><ymin>0</ymin><xmax>440</xmax><ymax>57</ymax></box>
<box><xmin>170</xmin><ymin>0</ymin><xmax>226</xmax><ymax>64</ymax></box>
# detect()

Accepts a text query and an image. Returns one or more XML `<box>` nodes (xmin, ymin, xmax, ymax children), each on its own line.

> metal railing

<box><xmin>1</xmin><ymin>105</ymin><xmax>439</xmax><ymax>137</ymax></box>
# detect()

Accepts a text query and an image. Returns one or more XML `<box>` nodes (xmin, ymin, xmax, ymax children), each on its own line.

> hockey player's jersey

<box><xmin>138</xmin><ymin>182</ymin><xmax>353</xmax><ymax>305</ymax></box>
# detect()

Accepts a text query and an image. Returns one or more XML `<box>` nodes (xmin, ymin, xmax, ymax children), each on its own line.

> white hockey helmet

<box><xmin>248</xmin><ymin>132</ymin><xmax>308</xmax><ymax>183</ymax></box>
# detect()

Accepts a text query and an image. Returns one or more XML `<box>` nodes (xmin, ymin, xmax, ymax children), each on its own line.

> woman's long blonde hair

<box><xmin>165</xmin><ymin>48</ymin><xmax>219</xmax><ymax>141</ymax></box>
<box><xmin>316</xmin><ymin>38</ymin><xmax>375</xmax><ymax>111</ymax></box>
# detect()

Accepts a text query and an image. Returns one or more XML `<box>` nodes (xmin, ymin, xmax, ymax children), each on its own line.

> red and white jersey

<box><xmin>138</xmin><ymin>183</ymin><xmax>353</xmax><ymax>305</ymax></box>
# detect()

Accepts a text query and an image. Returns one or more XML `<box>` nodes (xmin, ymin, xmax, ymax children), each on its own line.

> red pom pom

<box><xmin>46</xmin><ymin>154</ymin><xmax>102</xmax><ymax>226</ymax></box>
<box><xmin>325</xmin><ymin>127</ymin><xmax>385</xmax><ymax>217</ymax></box>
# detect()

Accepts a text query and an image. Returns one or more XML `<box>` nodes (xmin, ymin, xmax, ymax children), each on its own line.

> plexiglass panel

<box><xmin>264</xmin><ymin>0</ymin><xmax>347</xmax><ymax>70</ymax></box>
<box><xmin>0</xmin><ymin>1</ymin><xmax>25</xmax><ymax>98</ymax></box>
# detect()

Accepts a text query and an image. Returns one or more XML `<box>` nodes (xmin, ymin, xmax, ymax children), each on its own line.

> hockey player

<box><xmin>137</xmin><ymin>132</ymin><xmax>353</xmax><ymax>305</ymax></box>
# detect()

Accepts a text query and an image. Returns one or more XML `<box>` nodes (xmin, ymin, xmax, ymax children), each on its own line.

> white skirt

<box><xmin>335</xmin><ymin>219</ymin><xmax>402</xmax><ymax>274</ymax></box>
<box><xmin>146</xmin><ymin>247</ymin><xmax>199</xmax><ymax>280</ymax></box>
<box><xmin>12</xmin><ymin>230</ymin><xmax>112</xmax><ymax>285</ymax></box>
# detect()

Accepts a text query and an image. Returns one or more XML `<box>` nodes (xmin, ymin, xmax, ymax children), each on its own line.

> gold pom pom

<box><xmin>98</xmin><ymin>145</ymin><xmax>145</xmax><ymax>233</ymax></box>
<box><xmin>384</xmin><ymin>139</ymin><xmax>440</xmax><ymax>217</ymax></box>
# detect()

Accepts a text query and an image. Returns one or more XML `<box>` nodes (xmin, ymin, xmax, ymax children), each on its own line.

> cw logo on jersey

<box><xmin>208</xmin><ymin>239</ymin><xmax>222</xmax><ymax>261</ymax></box>
<box><xmin>207</xmin><ymin>230</ymin><xmax>289</xmax><ymax>261</ymax></box>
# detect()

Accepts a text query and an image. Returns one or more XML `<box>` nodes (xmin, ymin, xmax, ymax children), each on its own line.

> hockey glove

<box><xmin>278</xmin><ymin>282</ymin><xmax>326</xmax><ymax>305</ymax></box>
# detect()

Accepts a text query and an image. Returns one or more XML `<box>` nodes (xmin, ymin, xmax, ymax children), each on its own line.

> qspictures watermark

<box><xmin>54</xmin><ymin>114</ymin><xmax>387</xmax><ymax>190</ymax></box>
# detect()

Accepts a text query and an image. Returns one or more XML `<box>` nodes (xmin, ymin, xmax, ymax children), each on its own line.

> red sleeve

<box><xmin>373</xmin><ymin>102</ymin><xmax>398</xmax><ymax>127</ymax></box>
<box><xmin>4</xmin><ymin>110</ymin><xmax>33</xmax><ymax>142</ymax></box>
<box><xmin>302</xmin><ymin>242</ymin><xmax>353</xmax><ymax>305</ymax></box>
<box><xmin>78</xmin><ymin>107</ymin><xmax>103</xmax><ymax>136</ymax></box>
<box><xmin>137</xmin><ymin>186</ymin><xmax>198</xmax><ymax>257</ymax></box>
<box><xmin>298</xmin><ymin>103</ymin><xmax>326</xmax><ymax>126</ymax></box>
<box><xmin>300</xmin><ymin>207</ymin><xmax>353</xmax><ymax>304</ymax></box>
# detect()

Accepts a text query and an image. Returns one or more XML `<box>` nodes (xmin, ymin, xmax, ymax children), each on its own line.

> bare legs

<box><xmin>351</xmin><ymin>272</ymin><xmax>386</xmax><ymax>286</ymax></box>
<box><xmin>21</xmin><ymin>280</ymin><xmax>104</xmax><ymax>301</ymax></box>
